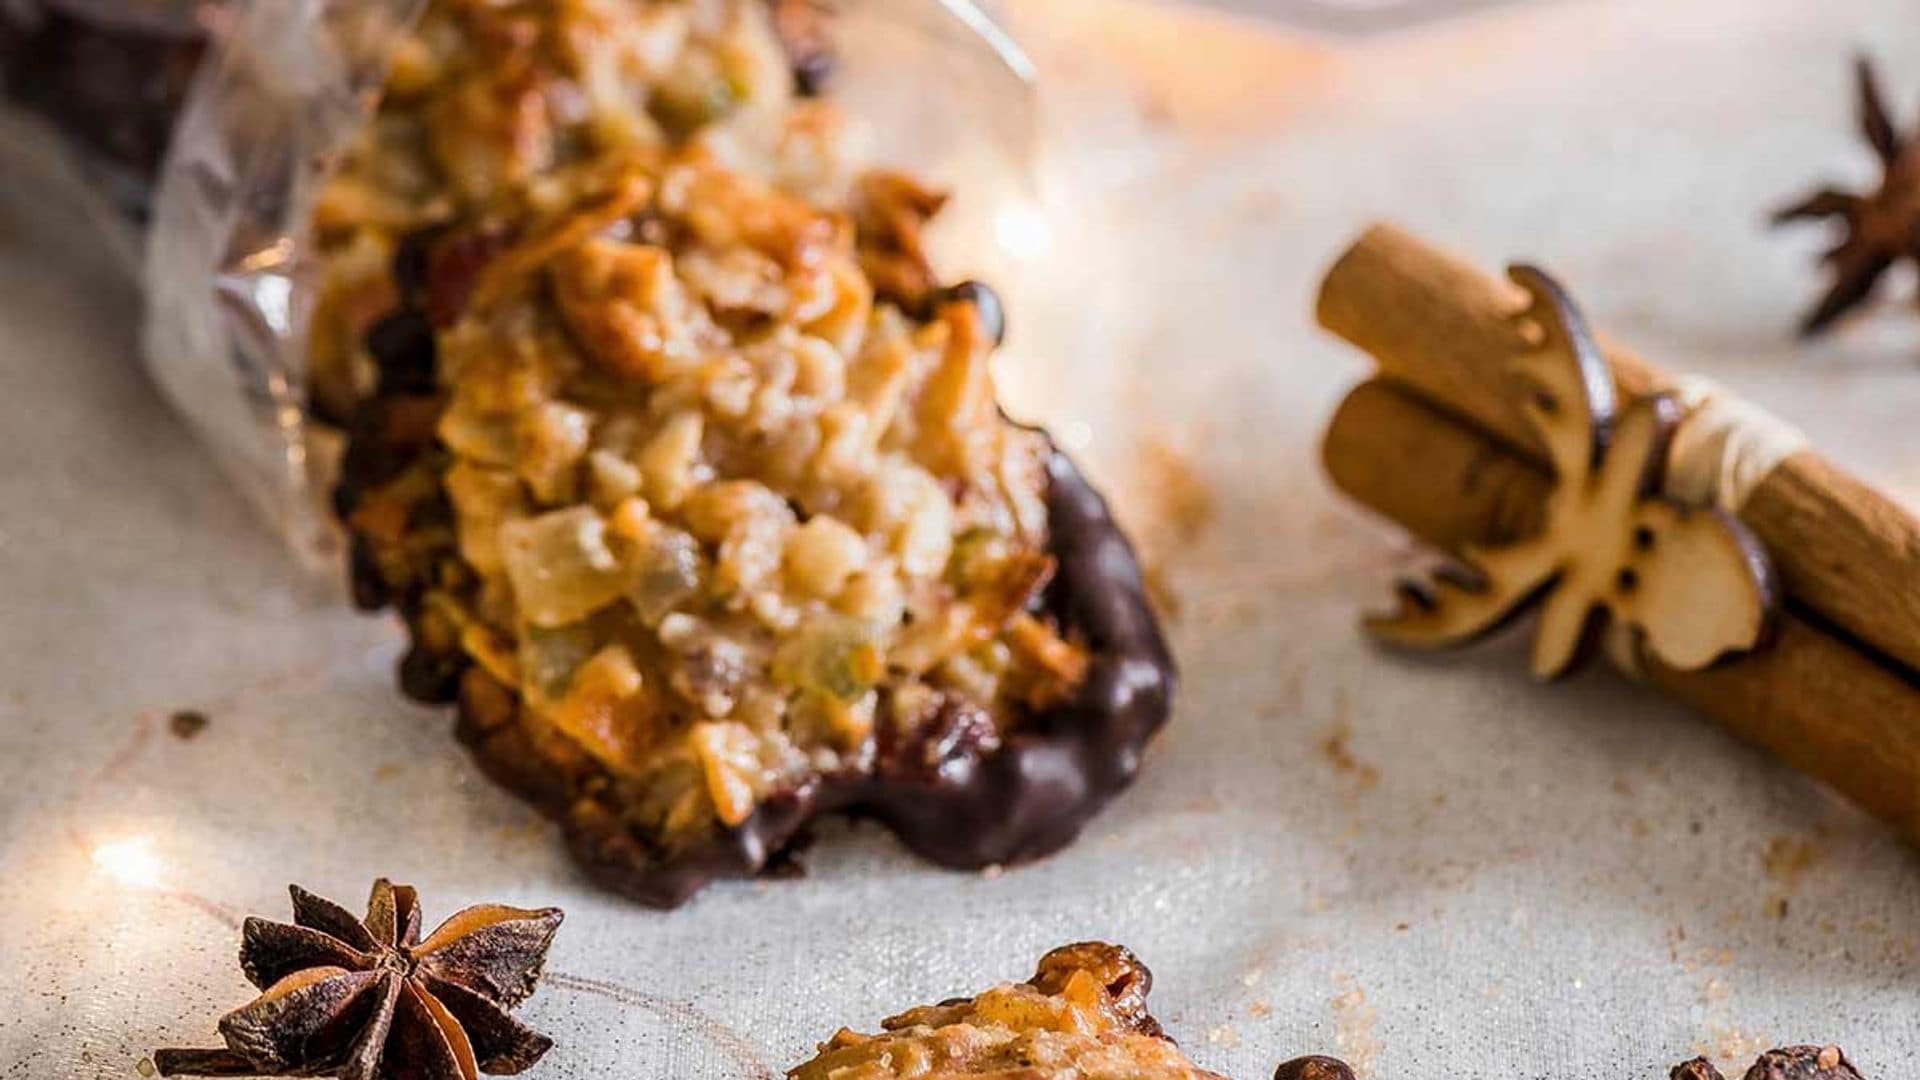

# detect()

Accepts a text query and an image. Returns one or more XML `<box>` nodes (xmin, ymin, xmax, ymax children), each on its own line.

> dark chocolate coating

<box><xmin>561</xmin><ymin>440</ymin><xmax>1177</xmax><ymax>908</ymax></box>
<box><xmin>366</xmin><ymin>310</ymin><xmax>439</xmax><ymax>395</ymax></box>
<box><xmin>399</xmin><ymin>641</ymin><xmax>467</xmax><ymax>705</ymax></box>
<box><xmin>0</xmin><ymin>4</ymin><xmax>211</xmax><ymax>221</ymax></box>
<box><xmin>931</xmin><ymin>280</ymin><xmax>1006</xmax><ymax>347</ymax></box>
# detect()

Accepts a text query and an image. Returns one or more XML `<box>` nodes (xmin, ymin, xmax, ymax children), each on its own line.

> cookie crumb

<box><xmin>1761</xmin><ymin>834</ymin><xmax>1821</xmax><ymax>920</ymax></box>
<box><xmin>1320</xmin><ymin>705</ymin><xmax>1380</xmax><ymax>791</ymax></box>
<box><xmin>1330</xmin><ymin>975</ymin><xmax>1381</xmax><ymax>1078</ymax></box>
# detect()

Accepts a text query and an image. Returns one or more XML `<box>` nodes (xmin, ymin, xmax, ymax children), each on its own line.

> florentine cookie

<box><xmin>791</xmin><ymin>944</ymin><xmax>1226</xmax><ymax>1080</ymax></box>
<box><xmin>336</xmin><ymin>1</ymin><xmax>1172</xmax><ymax>907</ymax></box>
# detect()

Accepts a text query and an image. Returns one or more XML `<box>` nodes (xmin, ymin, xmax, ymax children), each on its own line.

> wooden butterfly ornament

<box><xmin>1366</xmin><ymin>266</ymin><xmax>1779</xmax><ymax>679</ymax></box>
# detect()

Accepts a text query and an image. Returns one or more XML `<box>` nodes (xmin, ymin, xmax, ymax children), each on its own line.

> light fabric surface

<box><xmin>4</xmin><ymin>1</ymin><xmax>1919</xmax><ymax>1077</ymax></box>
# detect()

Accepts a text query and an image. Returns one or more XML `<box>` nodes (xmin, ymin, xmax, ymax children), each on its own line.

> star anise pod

<box><xmin>154</xmin><ymin>880</ymin><xmax>564</xmax><ymax>1079</ymax></box>
<box><xmin>1773</xmin><ymin>56</ymin><xmax>1920</xmax><ymax>335</ymax></box>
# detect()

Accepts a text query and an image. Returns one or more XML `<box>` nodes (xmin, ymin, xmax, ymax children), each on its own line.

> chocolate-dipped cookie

<box><xmin>337</xmin><ymin>1</ymin><xmax>1172</xmax><ymax>907</ymax></box>
<box><xmin>344</xmin><ymin>162</ymin><xmax>1172</xmax><ymax>904</ymax></box>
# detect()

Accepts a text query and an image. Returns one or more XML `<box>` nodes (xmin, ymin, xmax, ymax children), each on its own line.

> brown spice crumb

<box><xmin>1693</xmin><ymin>1025</ymin><xmax>1773</xmax><ymax>1064</ymax></box>
<box><xmin>1761</xmin><ymin>834</ymin><xmax>1822</xmax><ymax>920</ymax></box>
<box><xmin>1329</xmin><ymin>976</ymin><xmax>1380</xmax><ymax>1079</ymax></box>
<box><xmin>167</xmin><ymin>710</ymin><xmax>209</xmax><ymax>740</ymax></box>
<box><xmin>1142</xmin><ymin>562</ymin><xmax>1185</xmax><ymax>622</ymax></box>
<box><xmin>1762</xmin><ymin>834</ymin><xmax>1820</xmax><ymax>881</ymax></box>
<box><xmin>1134</xmin><ymin>437</ymin><xmax>1217</xmax><ymax>546</ymax></box>
<box><xmin>1130</xmin><ymin>436</ymin><xmax>1219</xmax><ymax>623</ymax></box>
<box><xmin>1319</xmin><ymin>697</ymin><xmax>1381</xmax><ymax>792</ymax></box>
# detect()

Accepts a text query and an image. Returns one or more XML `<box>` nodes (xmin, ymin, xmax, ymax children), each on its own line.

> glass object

<box><xmin>1178</xmin><ymin>0</ymin><xmax>1526</xmax><ymax>35</ymax></box>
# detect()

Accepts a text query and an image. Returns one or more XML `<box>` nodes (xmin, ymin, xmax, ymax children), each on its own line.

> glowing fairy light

<box><xmin>91</xmin><ymin>835</ymin><xmax>165</xmax><ymax>889</ymax></box>
<box><xmin>994</xmin><ymin>202</ymin><xmax>1052</xmax><ymax>261</ymax></box>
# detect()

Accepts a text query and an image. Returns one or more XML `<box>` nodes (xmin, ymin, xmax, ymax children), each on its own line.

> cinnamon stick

<box><xmin>1317</xmin><ymin>223</ymin><xmax>1920</xmax><ymax>679</ymax></box>
<box><xmin>1326</xmin><ymin>379</ymin><xmax>1920</xmax><ymax>843</ymax></box>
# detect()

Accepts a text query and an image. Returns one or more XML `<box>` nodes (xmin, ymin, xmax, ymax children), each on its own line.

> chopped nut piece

<box><xmin>555</xmin><ymin>238</ymin><xmax>706</xmax><ymax>384</ymax></box>
<box><xmin>638</xmin><ymin>411</ymin><xmax>708</xmax><ymax>510</ymax></box>
<box><xmin>586</xmin><ymin>449</ymin><xmax>645</xmax><ymax>506</ymax></box>
<box><xmin>851</xmin><ymin>170</ymin><xmax>949</xmax><ymax>311</ymax></box>
<box><xmin>785</xmin><ymin>515</ymin><xmax>869</xmax><ymax>598</ymax></box>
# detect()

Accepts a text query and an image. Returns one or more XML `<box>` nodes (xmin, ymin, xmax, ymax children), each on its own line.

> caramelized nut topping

<box><xmin>791</xmin><ymin>944</ymin><xmax>1227</xmax><ymax>1080</ymax></box>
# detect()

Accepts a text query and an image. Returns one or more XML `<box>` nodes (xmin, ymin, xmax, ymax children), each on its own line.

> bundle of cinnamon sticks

<box><xmin>1317</xmin><ymin>223</ymin><xmax>1920</xmax><ymax>844</ymax></box>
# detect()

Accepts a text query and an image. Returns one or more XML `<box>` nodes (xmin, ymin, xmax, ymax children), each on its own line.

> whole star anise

<box><xmin>154</xmin><ymin>880</ymin><xmax>564</xmax><ymax>1079</ymax></box>
<box><xmin>1773</xmin><ymin>56</ymin><xmax>1920</xmax><ymax>335</ymax></box>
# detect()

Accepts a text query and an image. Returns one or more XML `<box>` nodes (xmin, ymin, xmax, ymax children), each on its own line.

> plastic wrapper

<box><xmin>0</xmin><ymin>0</ymin><xmax>1038</xmax><ymax>568</ymax></box>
